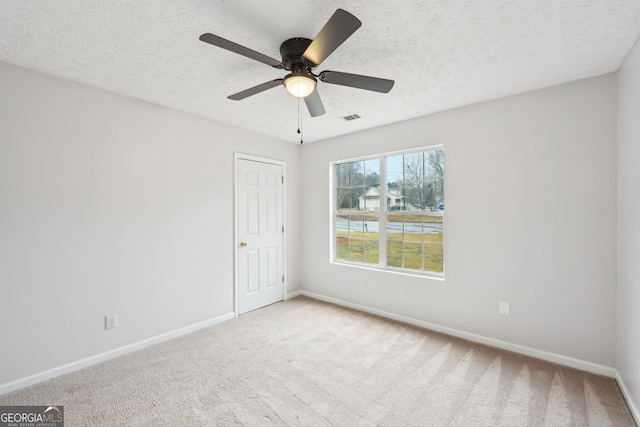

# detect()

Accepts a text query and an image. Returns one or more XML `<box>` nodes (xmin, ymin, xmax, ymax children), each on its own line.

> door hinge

<box><xmin>282</xmin><ymin>226</ymin><xmax>284</xmax><ymax>233</ymax></box>
<box><xmin>281</xmin><ymin>176</ymin><xmax>284</xmax><ymax>184</ymax></box>
<box><xmin>282</xmin><ymin>275</ymin><xmax>285</xmax><ymax>283</ymax></box>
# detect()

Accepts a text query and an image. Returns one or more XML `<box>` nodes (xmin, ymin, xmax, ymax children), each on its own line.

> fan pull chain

<box><xmin>297</xmin><ymin>80</ymin><xmax>301</xmax><ymax>134</ymax></box>
<box><xmin>297</xmin><ymin>96</ymin><xmax>303</xmax><ymax>144</ymax></box>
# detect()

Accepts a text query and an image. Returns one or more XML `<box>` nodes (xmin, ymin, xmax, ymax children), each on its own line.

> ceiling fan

<box><xmin>199</xmin><ymin>9</ymin><xmax>394</xmax><ymax>118</ymax></box>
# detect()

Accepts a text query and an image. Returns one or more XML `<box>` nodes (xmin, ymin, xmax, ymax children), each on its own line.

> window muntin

<box><xmin>333</xmin><ymin>147</ymin><xmax>444</xmax><ymax>276</ymax></box>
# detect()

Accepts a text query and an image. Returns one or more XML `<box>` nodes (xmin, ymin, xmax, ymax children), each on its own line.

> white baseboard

<box><xmin>0</xmin><ymin>312</ymin><xmax>235</xmax><ymax>396</ymax></box>
<box><xmin>616</xmin><ymin>371</ymin><xmax>640</xmax><ymax>425</ymax></box>
<box><xmin>301</xmin><ymin>291</ymin><xmax>616</xmax><ymax>378</ymax></box>
<box><xmin>285</xmin><ymin>290</ymin><xmax>303</xmax><ymax>300</ymax></box>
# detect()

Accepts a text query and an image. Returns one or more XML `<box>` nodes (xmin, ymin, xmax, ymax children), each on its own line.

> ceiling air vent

<box><xmin>342</xmin><ymin>114</ymin><xmax>361</xmax><ymax>121</ymax></box>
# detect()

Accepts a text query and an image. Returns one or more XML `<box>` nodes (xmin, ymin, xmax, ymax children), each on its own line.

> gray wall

<box><xmin>300</xmin><ymin>74</ymin><xmax>618</xmax><ymax>368</ymax></box>
<box><xmin>617</xmin><ymin>37</ymin><xmax>640</xmax><ymax>417</ymax></box>
<box><xmin>0</xmin><ymin>61</ymin><xmax>302</xmax><ymax>386</ymax></box>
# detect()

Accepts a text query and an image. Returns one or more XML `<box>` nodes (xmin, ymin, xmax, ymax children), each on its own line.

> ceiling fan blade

<box><xmin>304</xmin><ymin>89</ymin><xmax>326</xmax><ymax>117</ymax></box>
<box><xmin>199</xmin><ymin>33</ymin><xmax>284</xmax><ymax>69</ymax></box>
<box><xmin>302</xmin><ymin>9</ymin><xmax>361</xmax><ymax>66</ymax></box>
<box><xmin>319</xmin><ymin>71</ymin><xmax>394</xmax><ymax>93</ymax></box>
<box><xmin>228</xmin><ymin>79</ymin><xmax>284</xmax><ymax>100</ymax></box>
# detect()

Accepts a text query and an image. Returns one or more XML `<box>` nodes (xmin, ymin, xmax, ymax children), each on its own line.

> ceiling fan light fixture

<box><xmin>284</xmin><ymin>73</ymin><xmax>316</xmax><ymax>98</ymax></box>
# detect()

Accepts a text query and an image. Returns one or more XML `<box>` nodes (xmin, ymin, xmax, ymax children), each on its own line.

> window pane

<box><xmin>425</xmin><ymin>149</ymin><xmax>444</xmax><ymax>211</ymax></box>
<box><xmin>349</xmin><ymin>239</ymin><xmax>364</xmax><ymax>262</ymax></box>
<box><xmin>423</xmin><ymin>213</ymin><xmax>444</xmax><ymax>272</ymax></box>
<box><xmin>336</xmin><ymin>188</ymin><xmax>351</xmax><ymax>211</ymax></box>
<box><xmin>387</xmin><ymin>240</ymin><xmax>403</xmax><ymax>267</ymax></box>
<box><xmin>363</xmin><ymin>216</ymin><xmax>378</xmax><ymax>237</ymax></box>
<box><xmin>336</xmin><ymin>235</ymin><xmax>348</xmax><ymax>260</ymax></box>
<box><xmin>386</xmin><ymin>155</ymin><xmax>404</xmax><ymax>212</ymax></box>
<box><xmin>336</xmin><ymin>161</ymin><xmax>365</xmax><ymax>212</ymax></box>
<box><xmin>344</xmin><ymin>161</ymin><xmax>358</xmax><ymax>213</ymax></box>
<box><xmin>404</xmin><ymin>242</ymin><xmax>422</xmax><ymax>270</ymax></box>
<box><xmin>363</xmin><ymin>215</ymin><xmax>379</xmax><ymax>264</ymax></box>
<box><xmin>364</xmin><ymin>159</ymin><xmax>380</xmax><ymax>186</ymax></box>
<box><xmin>364</xmin><ymin>239</ymin><xmax>379</xmax><ymax>264</ymax></box>
<box><xmin>387</xmin><ymin>213</ymin><xmax>403</xmax><ymax>267</ymax></box>
<box><xmin>404</xmin><ymin>151</ymin><xmax>424</xmax><ymax>211</ymax></box>
<box><xmin>335</xmin><ymin>213</ymin><xmax>349</xmax><ymax>260</ymax></box>
<box><xmin>423</xmin><ymin>216</ymin><xmax>444</xmax><ymax>243</ymax></box>
<box><xmin>335</xmin><ymin>163</ymin><xmax>350</xmax><ymax>187</ymax></box>
<box><xmin>361</xmin><ymin>186</ymin><xmax>379</xmax><ymax>212</ymax></box>
<box><xmin>354</xmin><ymin>188</ymin><xmax>366</xmax><ymax>213</ymax></box>
<box><xmin>386</xmin><ymin>155</ymin><xmax>404</xmax><ymax>186</ymax></box>
<box><xmin>404</xmin><ymin>214</ymin><xmax>423</xmax><ymax>245</ymax></box>
<box><xmin>349</xmin><ymin>215</ymin><xmax>364</xmax><ymax>239</ymax></box>
<box><xmin>350</xmin><ymin>161</ymin><xmax>363</xmax><ymax>187</ymax></box>
<box><xmin>424</xmin><ymin>243</ymin><xmax>444</xmax><ymax>272</ymax></box>
<box><xmin>363</xmin><ymin>159</ymin><xmax>380</xmax><ymax>212</ymax></box>
<box><xmin>387</xmin><ymin>213</ymin><xmax>403</xmax><ymax>239</ymax></box>
<box><xmin>336</xmin><ymin>213</ymin><xmax>348</xmax><ymax>234</ymax></box>
<box><xmin>348</xmin><ymin>215</ymin><xmax>365</xmax><ymax>262</ymax></box>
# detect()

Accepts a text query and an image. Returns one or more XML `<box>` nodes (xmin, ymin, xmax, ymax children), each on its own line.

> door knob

<box><xmin>239</xmin><ymin>242</ymin><xmax>247</xmax><ymax>248</ymax></box>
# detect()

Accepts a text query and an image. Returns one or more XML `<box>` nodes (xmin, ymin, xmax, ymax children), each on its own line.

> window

<box><xmin>333</xmin><ymin>146</ymin><xmax>444</xmax><ymax>276</ymax></box>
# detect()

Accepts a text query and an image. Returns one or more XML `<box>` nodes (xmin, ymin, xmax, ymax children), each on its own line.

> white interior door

<box><xmin>237</xmin><ymin>158</ymin><xmax>284</xmax><ymax>314</ymax></box>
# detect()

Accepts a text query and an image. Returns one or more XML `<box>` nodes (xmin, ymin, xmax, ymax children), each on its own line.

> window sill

<box><xmin>330</xmin><ymin>260</ymin><xmax>445</xmax><ymax>281</ymax></box>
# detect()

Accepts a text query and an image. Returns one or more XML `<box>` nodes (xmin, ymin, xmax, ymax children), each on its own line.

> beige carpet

<box><xmin>0</xmin><ymin>296</ymin><xmax>635</xmax><ymax>426</ymax></box>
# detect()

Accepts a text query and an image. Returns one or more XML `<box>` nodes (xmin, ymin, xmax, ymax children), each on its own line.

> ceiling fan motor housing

<box><xmin>280</xmin><ymin>38</ymin><xmax>313</xmax><ymax>71</ymax></box>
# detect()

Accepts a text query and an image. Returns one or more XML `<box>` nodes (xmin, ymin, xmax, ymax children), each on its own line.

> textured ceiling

<box><xmin>1</xmin><ymin>1</ymin><xmax>639</xmax><ymax>144</ymax></box>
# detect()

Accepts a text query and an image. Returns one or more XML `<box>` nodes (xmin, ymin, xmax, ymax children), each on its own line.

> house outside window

<box><xmin>333</xmin><ymin>146</ymin><xmax>444</xmax><ymax>276</ymax></box>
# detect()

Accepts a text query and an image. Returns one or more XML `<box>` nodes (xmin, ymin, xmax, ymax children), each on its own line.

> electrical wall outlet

<box><xmin>499</xmin><ymin>301</ymin><xmax>510</xmax><ymax>315</ymax></box>
<box><xmin>363</xmin><ymin>281</ymin><xmax>369</xmax><ymax>292</ymax></box>
<box><xmin>105</xmin><ymin>314</ymin><xmax>118</xmax><ymax>330</ymax></box>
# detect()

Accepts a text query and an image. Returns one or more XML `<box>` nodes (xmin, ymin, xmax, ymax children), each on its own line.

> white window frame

<box><xmin>330</xmin><ymin>145</ymin><xmax>444</xmax><ymax>279</ymax></box>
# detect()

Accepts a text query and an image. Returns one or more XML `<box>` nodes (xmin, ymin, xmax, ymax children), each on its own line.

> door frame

<box><xmin>233</xmin><ymin>152</ymin><xmax>287</xmax><ymax>317</ymax></box>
